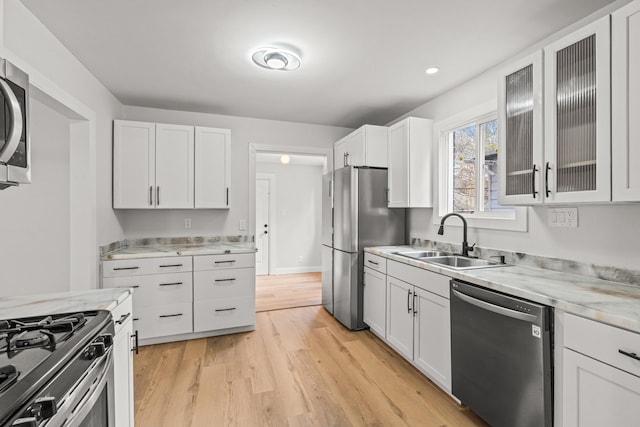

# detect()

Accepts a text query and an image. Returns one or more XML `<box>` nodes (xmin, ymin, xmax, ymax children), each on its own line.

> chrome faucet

<box><xmin>437</xmin><ymin>213</ymin><xmax>474</xmax><ymax>257</ymax></box>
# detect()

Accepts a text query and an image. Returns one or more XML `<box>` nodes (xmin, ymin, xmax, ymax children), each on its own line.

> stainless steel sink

<box><xmin>424</xmin><ymin>256</ymin><xmax>507</xmax><ymax>270</ymax></box>
<box><xmin>394</xmin><ymin>250</ymin><xmax>451</xmax><ymax>259</ymax></box>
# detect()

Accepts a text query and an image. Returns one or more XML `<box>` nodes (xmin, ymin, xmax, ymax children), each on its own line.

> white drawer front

<box><xmin>103</xmin><ymin>272</ymin><xmax>193</xmax><ymax>310</ymax></box>
<box><xmin>364</xmin><ymin>252</ymin><xmax>387</xmax><ymax>274</ymax></box>
<box><xmin>110</xmin><ymin>293</ymin><xmax>133</xmax><ymax>337</ymax></box>
<box><xmin>193</xmin><ymin>297</ymin><xmax>255</xmax><ymax>332</ymax></box>
<box><xmin>387</xmin><ymin>260</ymin><xmax>450</xmax><ymax>299</ymax></box>
<box><xmin>193</xmin><ymin>253</ymin><xmax>255</xmax><ymax>271</ymax></box>
<box><xmin>565</xmin><ymin>313</ymin><xmax>640</xmax><ymax>378</ymax></box>
<box><xmin>194</xmin><ymin>268</ymin><xmax>255</xmax><ymax>300</ymax></box>
<box><xmin>133</xmin><ymin>303</ymin><xmax>193</xmax><ymax>339</ymax></box>
<box><xmin>103</xmin><ymin>256</ymin><xmax>193</xmax><ymax>277</ymax></box>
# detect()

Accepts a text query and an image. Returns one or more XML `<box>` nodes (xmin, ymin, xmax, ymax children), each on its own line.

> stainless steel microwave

<box><xmin>0</xmin><ymin>58</ymin><xmax>29</xmax><ymax>190</ymax></box>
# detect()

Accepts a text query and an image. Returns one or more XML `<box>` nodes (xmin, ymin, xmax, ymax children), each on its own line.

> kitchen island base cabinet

<box><xmin>111</xmin><ymin>293</ymin><xmax>135</xmax><ymax>427</ymax></box>
<box><xmin>134</xmin><ymin>303</ymin><xmax>193</xmax><ymax>339</ymax></box>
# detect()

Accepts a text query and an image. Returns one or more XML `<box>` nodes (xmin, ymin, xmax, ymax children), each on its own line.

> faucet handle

<box><xmin>468</xmin><ymin>243</ymin><xmax>476</xmax><ymax>252</ymax></box>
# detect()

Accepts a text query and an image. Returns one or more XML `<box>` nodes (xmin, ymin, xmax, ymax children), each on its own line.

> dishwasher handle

<box><xmin>452</xmin><ymin>289</ymin><xmax>539</xmax><ymax>323</ymax></box>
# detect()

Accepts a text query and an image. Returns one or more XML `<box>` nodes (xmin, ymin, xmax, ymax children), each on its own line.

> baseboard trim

<box><xmin>273</xmin><ymin>266</ymin><xmax>321</xmax><ymax>275</ymax></box>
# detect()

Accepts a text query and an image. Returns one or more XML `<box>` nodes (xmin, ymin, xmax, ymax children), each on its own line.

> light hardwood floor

<box><xmin>256</xmin><ymin>272</ymin><xmax>322</xmax><ymax>312</ymax></box>
<box><xmin>133</xmin><ymin>305</ymin><xmax>487</xmax><ymax>427</ymax></box>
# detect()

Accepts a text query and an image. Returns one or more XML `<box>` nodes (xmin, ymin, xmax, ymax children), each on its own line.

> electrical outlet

<box><xmin>239</xmin><ymin>219</ymin><xmax>247</xmax><ymax>231</ymax></box>
<box><xmin>184</xmin><ymin>218</ymin><xmax>192</xmax><ymax>229</ymax></box>
<box><xmin>298</xmin><ymin>256</ymin><xmax>303</xmax><ymax>264</ymax></box>
<box><xmin>548</xmin><ymin>208</ymin><xmax>578</xmax><ymax>228</ymax></box>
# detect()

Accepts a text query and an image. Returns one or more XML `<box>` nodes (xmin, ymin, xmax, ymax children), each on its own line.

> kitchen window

<box><xmin>436</xmin><ymin>102</ymin><xmax>527</xmax><ymax>232</ymax></box>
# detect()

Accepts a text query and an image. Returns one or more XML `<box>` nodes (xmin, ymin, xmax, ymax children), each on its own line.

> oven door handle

<box><xmin>0</xmin><ymin>78</ymin><xmax>24</xmax><ymax>164</ymax></box>
<box><xmin>452</xmin><ymin>289</ymin><xmax>538</xmax><ymax>322</ymax></box>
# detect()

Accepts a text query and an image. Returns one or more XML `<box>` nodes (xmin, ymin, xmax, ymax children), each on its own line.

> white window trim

<box><xmin>434</xmin><ymin>100</ymin><xmax>528</xmax><ymax>232</ymax></box>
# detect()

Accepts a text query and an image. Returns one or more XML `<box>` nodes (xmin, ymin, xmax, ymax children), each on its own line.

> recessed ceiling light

<box><xmin>280</xmin><ymin>155</ymin><xmax>291</xmax><ymax>164</ymax></box>
<box><xmin>425</xmin><ymin>67</ymin><xmax>440</xmax><ymax>75</ymax></box>
<box><xmin>252</xmin><ymin>47</ymin><xmax>301</xmax><ymax>71</ymax></box>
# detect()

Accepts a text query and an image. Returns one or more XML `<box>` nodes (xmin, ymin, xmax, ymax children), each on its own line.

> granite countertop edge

<box><xmin>101</xmin><ymin>243</ymin><xmax>257</xmax><ymax>261</ymax></box>
<box><xmin>366</xmin><ymin>246</ymin><xmax>640</xmax><ymax>334</ymax></box>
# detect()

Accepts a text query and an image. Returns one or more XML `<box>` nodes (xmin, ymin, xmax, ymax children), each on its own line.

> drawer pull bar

<box><xmin>159</xmin><ymin>282</ymin><xmax>183</xmax><ymax>286</ymax></box>
<box><xmin>214</xmin><ymin>260</ymin><xmax>236</xmax><ymax>264</ymax></box>
<box><xmin>367</xmin><ymin>260</ymin><xmax>379</xmax><ymax>266</ymax></box>
<box><xmin>113</xmin><ymin>266</ymin><xmax>139</xmax><ymax>271</ymax></box>
<box><xmin>117</xmin><ymin>285</ymin><xmax>140</xmax><ymax>289</ymax></box>
<box><xmin>159</xmin><ymin>264</ymin><xmax>183</xmax><ymax>268</ymax></box>
<box><xmin>214</xmin><ymin>278</ymin><xmax>236</xmax><ymax>283</ymax></box>
<box><xmin>215</xmin><ymin>307</ymin><xmax>236</xmax><ymax>312</ymax></box>
<box><xmin>116</xmin><ymin>312</ymin><xmax>132</xmax><ymax>325</ymax></box>
<box><xmin>619</xmin><ymin>349</ymin><xmax>640</xmax><ymax>361</ymax></box>
<box><xmin>159</xmin><ymin>313</ymin><xmax>183</xmax><ymax>318</ymax></box>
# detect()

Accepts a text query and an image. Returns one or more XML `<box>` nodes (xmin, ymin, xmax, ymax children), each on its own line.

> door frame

<box><xmin>256</xmin><ymin>173</ymin><xmax>276</xmax><ymax>275</ymax></box>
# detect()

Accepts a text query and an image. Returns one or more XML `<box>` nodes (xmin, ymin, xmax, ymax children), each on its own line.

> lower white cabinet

<box><xmin>111</xmin><ymin>293</ymin><xmax>135</xmax><ymax>427</ymax></box>
<box><xmin>386</xmin><ymin>276</ymin><xmax>414</xmax><ymax>360</ymax></box>
<box><xmin>363</xmin><ymin>266</ymin><xmax>386</xmax><ymax>338</ymax></box>
<box><xmin>413</xmin><ymin>287</ymin><xmax>450</xmax><ymax>388</ymax></box>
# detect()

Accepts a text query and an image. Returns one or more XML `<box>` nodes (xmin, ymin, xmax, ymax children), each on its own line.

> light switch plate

<box><xmin>548</xmin><ymin>208</ymin><xmax>578</xmax><ymax>228</ymax></box>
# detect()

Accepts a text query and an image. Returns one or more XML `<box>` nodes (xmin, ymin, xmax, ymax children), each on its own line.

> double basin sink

<box><xmin>393</xmin><ymin>250</ymin><xmax>508</xmax><ymax>270</ymax></box>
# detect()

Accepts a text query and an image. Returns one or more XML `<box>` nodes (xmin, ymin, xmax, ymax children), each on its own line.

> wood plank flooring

<box><xmin>256</xmin><ymin>272</ymin><xmax>322</xmax><ymax>312</ymax></box>
<box><xmin>133</xmin><ymin>305</ymin><xmax>487</xmax><ymax>427</ymax></box>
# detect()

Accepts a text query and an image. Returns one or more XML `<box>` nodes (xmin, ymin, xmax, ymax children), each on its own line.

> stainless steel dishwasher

<box><xmin>450</xmin><ymin>280</ymin><xmax>552</xmax><ymax>427</ymax></box>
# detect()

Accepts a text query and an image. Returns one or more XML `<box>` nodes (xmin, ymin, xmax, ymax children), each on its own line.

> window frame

<box><xmin>435</xmin><ymin>101</ymin><xmax>528</xmax><ymax>232</ymax></box>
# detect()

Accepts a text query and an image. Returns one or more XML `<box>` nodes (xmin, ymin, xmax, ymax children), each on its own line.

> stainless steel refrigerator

<box><xmin>321</xmin><ymin>172</ymin><xmax>334</xmax><ymax>314</ymax></box>
<box><xmin>330</xmin><ymin>166</ymin><xmax>405</xmax><ymax>330</ymax></box>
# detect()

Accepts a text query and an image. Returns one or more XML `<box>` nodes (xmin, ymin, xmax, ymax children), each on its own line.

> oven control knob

<box><xmin>97</xmin><ymin>333</ymin><xmax>113</xmax><ymax>348</ymax></box>
<box><xmin>33</xmin><ymin>396</ymin><xmax>57</xmax><ymax>420</ymax></box>
<box><xmin>11</xmin><ymin>417</ymin><xmax>37</xmax><ymax>427</ymax></box>
<box><xmin>83</xmin><ymin>342</ymin><xmax>106</xmax><ymax>359</ymax></box>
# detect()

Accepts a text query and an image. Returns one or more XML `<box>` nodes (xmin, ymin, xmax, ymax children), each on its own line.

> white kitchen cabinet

<box><xmin>563</xmin><ymin>313</ymin><xmax>640</xmax><ymax>426</ymax></box>
<box><xmin>195</xmin><ymin>126</ymin><xmax>231</xmax><ymax>208</ymax></box>
<box><xmin>386</xmin><ymin>275</ymin><xmax>414</xmax><ymax>360</ymax></box>
<box><xmin>363</xmin><ymin>266</ymin><xmax>386</xmax><ymax>338</ymax></box>
<box><xmin>387</xmin><ymin>117</ymin><xmax>433</xmax><ymax>208</ymax></box>
<box><xmin>612</xmin><ymin>1</ymin><xmax>640</xmax><ymax>201</ymax></box>
<box><xmin>111</xmin><ymin>293</ymin><xmax>135</xmax><ymax>427</ymax></box>
<box><xmin>333</xmin><ymin>124</ymin><xmax>388</xmax><ymax>170</ymax></box>
<box><xmin>543</xmin><ymin>16</ymin><xmax>611</xmax><ymax>203</ymax></box>
<box><xmin>155</xmin><ymin>123</ymin><xmax>194</xmax><ymax>208</ymax></box>
<box><xmin>113</xmin><ymin>120</ymin><xmax>155</xmax><ymax>209</ymax></box>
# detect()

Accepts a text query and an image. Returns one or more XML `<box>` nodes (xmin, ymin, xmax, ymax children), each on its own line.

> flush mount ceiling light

<box><xmin>425</xmin><ymin>67</ymin><xmax>440</xmax><ymax>75</ymax></box>
<box><xmin>252</xmin><ymin>47</ymin><xmax>301</xmax><ymax>71</ymax></box>
<box><xmin>280</xmin><ymin>155</ymin><xmax>291</xmax><ymax>164</ymax></box>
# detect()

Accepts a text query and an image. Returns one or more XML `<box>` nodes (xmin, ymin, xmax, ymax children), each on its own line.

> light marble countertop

<box><xmin>0</xmin><ymin>288</ymin><xmax>132</xmax><ymax>320</ymax></box>
<box><xmin>367</xmin><ymin>246</ymin><xmax>640</xmax><ymax>334</ymax></box>
<box><xmin>101</xmin><ymin>242</ymin><xmax>256</xmax><ymax>260</ymax></box>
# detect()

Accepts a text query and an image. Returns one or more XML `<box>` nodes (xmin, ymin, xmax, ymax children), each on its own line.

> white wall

<box><xmin>0</xmin><ymin>98</ymin><xmax>71</xmax><ymax>296</ymax></box>
<box><xmin>397</xmin><ymin>0</ymin><xmax>640</xmax><ymax>271</ymax></box>
<box><xmin>256</xmin><ymin>162</ymin><xmax>323</xmax><ymax>274</ymax></box>
<box><xmin>120</xmin><ymin>105</ymin><xmax>350</xmax><ymax>238</ymax></box>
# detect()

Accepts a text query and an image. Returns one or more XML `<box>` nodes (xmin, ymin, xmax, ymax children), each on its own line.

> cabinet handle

<box><xmin>531</xmin><ymin>164</ymin><xmax>538</xmax><ymax>199</ymax></box>
<box><xmin>214</xmin><ymin>260</ymin><xmax>236</xmax><ymax>264</ymax></box>
<box><xmin>158</xmin><ymin>282</ymin><xmax>182</xmax><ymax>286</ymax></box>
<box><xmin>159</xmin><ymin>264</ymin><xmax>183</xmax><ymax>268</ymax></box>
<box><xmin>407</xmin><ymin>289</ymin><xmax>412</xmax><ymax>313</ymax></box>
<box><xmin>149</xmin><ymin>186</ymin><xmax>153</xmax><ymax>206</ymax></box>
<box><xmin>116</xmin><ymin>312</ymin><xmax>131</xmax><ymax>325</ymax></box>
<box><xmin>385</xmin><ymin>188</ymin><xmax>389</xmax><ymax>204</ymax></box>
<box><xmin>545</xmin><ymin>162</ymin><xmax>551</xmax><ymax>198</ymax></box>
<box><xmin>157</xmin><ymin>186</ymin><xmax>160</xmax><ymax>205</ymax></box>
<box><xmin>113</xmin><ymin>266</ymin><xmax>139</xmax><ymax>271</ymax></box>
<box><xmin>214</xmin><ymin>278</ymin><xmax>236</xmax><ymax>283</ymax></box>
<box><xmin>159</xmin><ymin>313</ymin><xmax>183</xmax><ymax>318</ymax></box>
<box><xmin>619</xmin><ymin>349</ymin><xmax>640</xmax><ymax>361</ymax></box>
<box><xmin>215</xmin><ymin>307</ymin><xmax>236</xmax><ymax>312</ymax></box>
<box><xmin>117</xmin><ymin>285</ymin><xmax>140</xmax><ymax>289</ymax></box>
<box><xmin>131</xmin><ymin>330</ymin><xmax>139</xmax><ymax>355</ymax></box>
<box><xmin>345</xmin><ymin>152</ymin><xmax>350</xmax><ymax>166</ymax></box>
<box><xmin>226</xmin><ymin>187</ymin><xmax>229</xmax><ymax>206</ymax></box>
<box><xmin>413</xmin><ymin>293</ymin><xmax>417</xmax><ymax>316</ymax></box>
<box><xmin>367</xmin><ymin>260</ymin><xmax>379</xmax><ymax>266</ymax></box>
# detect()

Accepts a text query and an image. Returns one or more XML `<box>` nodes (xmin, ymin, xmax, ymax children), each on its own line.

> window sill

<box><xmin>433</xmin><ymin>207</ymin><xmax>528</xmax><ymax>232</ymax></box>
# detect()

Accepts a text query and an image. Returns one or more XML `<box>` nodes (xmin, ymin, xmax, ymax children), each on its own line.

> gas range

<box><xmin>0</xmin><ymin>310</ymin><xmax>114</xmax><ymax>426</ymax></box>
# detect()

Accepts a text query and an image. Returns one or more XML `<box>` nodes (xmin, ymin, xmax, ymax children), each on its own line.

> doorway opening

<box><xmin>250</xmin><ymin>146</ymin><xmax>330</xmax><ymax>312</ymax></box>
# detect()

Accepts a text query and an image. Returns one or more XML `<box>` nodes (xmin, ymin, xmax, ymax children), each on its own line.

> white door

<box><xmin>255</xmin><ymin>178</ymin><xmax>270</xmax><ymax>275</ymax></box>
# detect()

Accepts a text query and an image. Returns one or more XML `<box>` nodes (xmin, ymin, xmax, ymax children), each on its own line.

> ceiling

<box><xmin>21</xmin><ymin>0</ymin><xmax>614</xmax><ymax>128</ymax></box>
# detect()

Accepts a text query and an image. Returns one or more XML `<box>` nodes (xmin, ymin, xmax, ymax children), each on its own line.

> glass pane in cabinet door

<box><xmin>505</xmin><ymin>65</ymin><xmax>534</xmax><ymax>196</ymax></box>
<box><xmin>556</xmin><ymin>34</ymin><xmax>597</xmax><ymax>193</ymax></box>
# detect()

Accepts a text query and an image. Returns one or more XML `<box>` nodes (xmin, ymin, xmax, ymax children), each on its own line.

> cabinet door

<box><xmin>155</xmin><ymin>123</ymin><xmax>194</xmax><ymax>209</ymax></box>
<box><xmin>334</xmin><ymin>137</ymin><xmax>349</xmax><ymax>170</ymax></box>
<box><xmin>413</xmin><ymin>287</ymin><xmax>451</xmax><ymax>391</ymax></box>
<box><xmin>385</xmin><ymin>276</ymin><xmax>413</xmax><ymax>360</ymax></box>
<box><xmin>113</xmin><ymin>318</ymin><xmax>134</xmax><ymax>427</ymax></box>
<box><xmin>387</xmin><ymin>120</ymin><xmax>409</xmax><ymax>207</ymax></box>
<box><xmin>563</xmin><ymin>348</ymin><xmax>640</xmax><ymax>426</ymax></box>
<box><xmin>498</xmin><ymin>51</ymin><xmax>544</xmax><ymax>205</ymax></box>
<box><xmin>347</xmin><ymin>127</ymin><xmax>365</xmax><ymax>166</ymax></box>
<box><xmin>113</xmin><ymin>120</ymin><xmax>155</xmax><ymax>209</ymax></box>
<box><xmin>363</xmin><ymin>267</ymin><xmax>386</xmax><ymax>338</ymax></box>
<box><xmin>544</xmin><ymin>16</ymin><xmax>611</xmax><ymax>203</ymax></box>
<box><xmin>195</xmin><ymin>126</ymin><xmax>231</xmax><ymax>208</ymax></box>
<box><xmin>612</xmin><ymin>2</ymin><xmax>640</xmax><ymax>201</ymax></box>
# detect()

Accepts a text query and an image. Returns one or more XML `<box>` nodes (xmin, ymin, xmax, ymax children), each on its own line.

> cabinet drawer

<box><xmin>387</xmin><ymin>260</ymin><xmax>449</xmax><ymax>299</ymax></box>
<box><xmin>103</xmin><ymin>272</ymin><xmax>193</xmax><ymax>309</ymax></box>
<box><xmin>111</xmin><ymin>293</ymin><xmax>133</xmax><ymax>337</ymax></box>
<box><xmin>133</xmin><ymin>303</ymin><xmax>193</xmax><ymax>339</ymax></box>
<box><xmin>364</xmin><ymin>253</ymin><xmax>387</xmax><ymax>274</ymax></box>
<box><xmin>103</xmin><ymin>256</ymin><xmax>192</xmax><ymax>277</ymax></box>
<box><xmin>565</xmin><ymin>313</ymin><xmax>640</xmax><ymax>378</ymax></box>
<box><xmin>193</xmin><ymin>253</ymin><xmax>255</xmax><ymax>271</ymax></box>
<box><xmin>194</xmin><ymin>268</ymin><xmax>255</xmax><ymax>300</ymax></box>
<box><xmin>193</xmin><ymin>297</ymin><xmax>255</xmax><ymax>332</ymax></box>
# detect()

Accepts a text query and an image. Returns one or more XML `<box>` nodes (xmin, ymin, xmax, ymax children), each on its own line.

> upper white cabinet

<box><xmin>387</xmin><ymin>117</ymin><xmax>433</xmax><ymax>208</ymax></box>
<box><xmin>498</xmin><ymin>51</ymin><xmax>544</xmax><ymax>205</ymax></box>
<box><xmin>334</xmin><ymin>124</ymin><xmax>388</xmax><ymax>170</ymax></box>
<box><xmin>113</xmin><ymin>120</ymin><xmax>231</xmax><ymax>209</ymax></box>
<box><xmin>195</xmin><ymin>126</ymin><xmax>231</xmax><ymax>208</ymax></box>
<box><xmin>543</xmin><ymin>16</ymin><xmax>611</xmax><ymax>203</ymax></box>
<box><xmin>612</xmin><ymin>1</ymin><xmax>640</xmax><ymax>201</ymax></box>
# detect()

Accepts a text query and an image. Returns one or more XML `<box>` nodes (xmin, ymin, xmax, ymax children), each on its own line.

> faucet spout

<box><xmin>438</xmin><ymin>213</ymin><xmax>473</xmax><ymax>257</ymax></box>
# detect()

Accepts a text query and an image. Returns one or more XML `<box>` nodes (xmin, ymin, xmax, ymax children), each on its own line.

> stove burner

<box><xmin>15</xmin><ymin>331</ymin><xmax>51</xmax><ymax>348</ymax></box>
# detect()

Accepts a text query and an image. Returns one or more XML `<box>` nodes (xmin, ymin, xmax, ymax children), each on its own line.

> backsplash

<box><xmin>410</xmin><ymin>238</ymin><xmax>640</xmax><ymax>287</ymax></box>
<box><xmin>100</xmin><ymin>235</ymin><xmax>254</xmax><ymax>257</ymax></box>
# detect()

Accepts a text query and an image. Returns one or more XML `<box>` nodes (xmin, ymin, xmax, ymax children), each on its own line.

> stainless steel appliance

<box><xmin>0</xmin><ymin>58</ymin><xmax>30</xmax><ymax>189</ymax></box>
<box><xmin>0</xmin><ymin>311</ymin><xmax>116</xmax><ymax>426</ymax></box>
<box><xmin>321</xmin><ymin>172</ymin><xmax>334</xmax><ymax>314</ymax></box>
<box><xmin>450</xmin><ymin>280</ymin><xmax>552</xmax><ymax>427</ymax></box>
<box><xmin>331</xmin><ymin>166</ymin><xmax>405</xmax><ymax>330</ymax></box>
